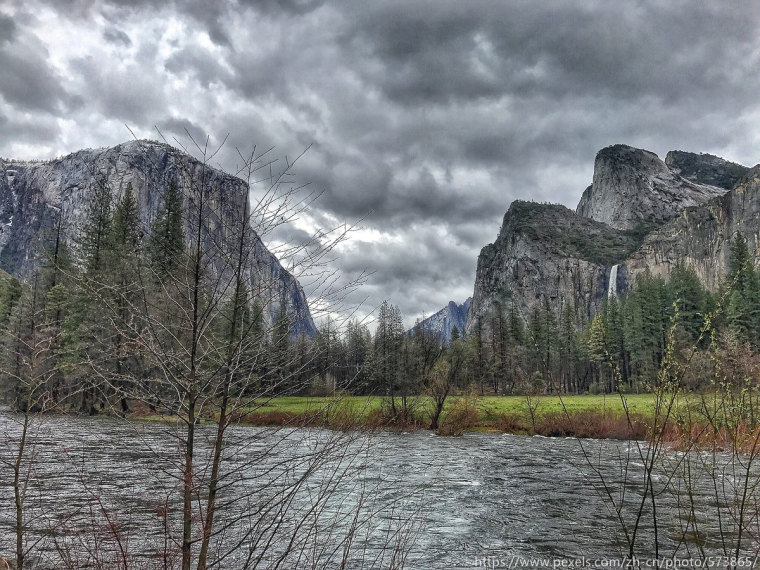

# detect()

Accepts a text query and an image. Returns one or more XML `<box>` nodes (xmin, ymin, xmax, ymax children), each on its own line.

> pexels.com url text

<box><xmin>470</xmin><ymin>556</ymin><xmax>758</xmax><ymax>569</ymax></box>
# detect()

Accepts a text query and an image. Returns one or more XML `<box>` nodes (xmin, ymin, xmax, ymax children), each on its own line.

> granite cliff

<box><xmin>467</xmin><ymin>144</ymin><xmax>755</xmax><ymax>334</ymax></box>
<box><xmin>575</xmin><ymin>145</ymin><xmax>732</xmax><ymax>230</ymax></box>
<box><xmin>627</xmin><ymin>165</ymin><xmax>760</xmax><ymax>289</ymax></box>
<box><xmin>0</xmin><ymin>140</ymin><xmax>316</xmax><ymax>336</ymax></box>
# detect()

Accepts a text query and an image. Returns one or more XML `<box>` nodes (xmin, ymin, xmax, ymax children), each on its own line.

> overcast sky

<box><xmin>1</xmin><ymin>1</ymin><xmax>759</xmax><ymax>327</ymax></box>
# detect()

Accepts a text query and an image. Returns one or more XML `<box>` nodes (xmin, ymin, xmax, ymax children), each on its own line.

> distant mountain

<box><xmin>0</xmin><ymin>139</ymin><xmax>316</xmax><ymax>335</ymax></box>
<box><xmin>412</xmin><ymin>298</ymin><xmax>471</xmax><ymax>344</ymax></box>
<box><xmin>467</xmin><ymin>144</ymin><xmax>755</xmax><ymax>335</ymax></box>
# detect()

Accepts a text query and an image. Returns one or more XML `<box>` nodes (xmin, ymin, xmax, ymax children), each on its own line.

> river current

<box><xmin>1</xmin><ymin>413</ymin><xmax>758</xmax><ymax>568</ymax></box>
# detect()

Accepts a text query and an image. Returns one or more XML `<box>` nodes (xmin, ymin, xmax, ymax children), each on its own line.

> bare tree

<box><xmin>49</xmin><ymin>133</ymin><xmax>418</xmax><ymax>569</ymax></box>
<box><xmin>0</xmin><ymin>268</ymin><xmax>75</xmax><ymax>569</ymax></box>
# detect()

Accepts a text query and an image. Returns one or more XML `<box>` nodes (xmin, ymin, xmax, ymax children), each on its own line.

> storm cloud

<box><xmin>1</xmin><ymin>0</ymin><xmax>759</xmax><ymax>326</ymax></box>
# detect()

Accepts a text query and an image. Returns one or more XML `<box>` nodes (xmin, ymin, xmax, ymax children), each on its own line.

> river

<box><xmin>1</xmin><ymin>413</ymin><xmax>758</xmax><ymax>569</ymax></box>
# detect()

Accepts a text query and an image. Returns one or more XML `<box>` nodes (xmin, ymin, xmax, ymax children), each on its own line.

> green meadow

<box><xmin>248</xmin><ymin>393</ymin><xmax>665</xmax><ymax>423</ymax></box>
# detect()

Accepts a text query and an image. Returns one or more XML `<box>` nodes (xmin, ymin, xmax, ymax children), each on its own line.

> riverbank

<box><xmin>6</xmin><ymin>391</ymin><xmax>757</xmax><ymax>448</ymax></box>
<box><xmin>131</xmin><ymin>394</ymin><xmax>657</xmax><ymax>439</ymax></box>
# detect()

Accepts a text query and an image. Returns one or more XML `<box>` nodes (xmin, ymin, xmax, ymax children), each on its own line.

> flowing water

<box><xmin>1</xmin><ymin>413</ymin><xmax>758</xmax><ymax>569</ymax></box>
<box><xmin>608</xmin><ymin>264</ymin><xmax>619</xmax><ymax>297</ymax></box>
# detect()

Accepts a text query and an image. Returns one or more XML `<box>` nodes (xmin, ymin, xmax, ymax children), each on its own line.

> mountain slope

<box><xmin>414</xmin><ymin>298</ymin><xmax>471</xmax><ymax>344</ymax></box>
<box><xmin>664</xmin><ymin>150</ymin><xmax>748</xmax><ymax>189</ymax></box>
<box><xmin>467</xmin><ymin>144</ymin><xmax>753</xmax><ymax>334</ymax></box>
<box><xmin>626</xmin><ymin>164</ymin><xmax>760</xmax><ymax>289</ymax></box>
<box><xmin>466</xmin><ymin>201</ymin><xmax>638</xmax><ymax>333</ymax></box>
<box><xmin>576</xmin><ymin>144</ymin><xmax>730</xmax><ymax>230</ymax></box>
<box><xmin>0</xmin><ymin>139</ymin><xmax>316</xmax><ymax>335</ymax></box>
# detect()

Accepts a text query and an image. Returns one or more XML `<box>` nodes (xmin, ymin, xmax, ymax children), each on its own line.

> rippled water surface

<box><xmin>1</xmin><ymin>413</ymin><xmax>758</xmax><ymax>568</ymax></box>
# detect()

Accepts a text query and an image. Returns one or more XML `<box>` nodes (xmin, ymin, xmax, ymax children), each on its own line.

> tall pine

<box><xmin>150</xmin><ymin>180</ymin><xmax>185</xmax><ymax>276</ymax></box>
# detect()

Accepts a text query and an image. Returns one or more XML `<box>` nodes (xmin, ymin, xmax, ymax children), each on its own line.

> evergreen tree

<box><xmin>150</xmin><ymin>180</ymin><xmax>185</xmax><ymax>275</ymax></box>
<box><xmin>110</xmin><ymin>183</ymin><xmax>141</xmax><ymax>256</ymax></box>
<box><xmin>373</xmin><ymin>301</ymin><xmax>404</xmax><ymax>412</ymax></box>
<box><xmin>726</xmin><ymin>232</ymin><xmax>760</xmax><ymax>343</ymax></box>
<box><xmin>619</xmin><ymin>270</ymin><xmax>672</xmax><ymax>388</ymax></box>
<box><xmin>604</xmin><ymin>294</ymin><xmax>625</xmax><ymax>388</ymax></box>
<box><xmin>558</xmin><ymin>303</ymin><xmax>578</xmax><ymax>393</ymax></box>
<box><xmin>670</xmin><ymin>263</ymin><xmax>707</xmax><ymax>342</ymax></box>
<box><xmin>587</xmin><ymin>312</ymin><xmax>608</xmax><ymax>392</ymax></box>
<box><xmin>344</xmin><ymin>320</ymin><xmax>370</xmax><ymax>391</ymax></box>
<box><xmin>542</xmin><ymin>298</ymin><xmax>558</xmax><ymax>391</ymax></box>
<box><xmin>0</xmin><ymin>272</ymin><xmax>22</xmax><ymax>325</ymax></box>
<box><xmin>80</xmin><ymin>179</ymin><xmax>113</xmax><ymax>273</ymax></box>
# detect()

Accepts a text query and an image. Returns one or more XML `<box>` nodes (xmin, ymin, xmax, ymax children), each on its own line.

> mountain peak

<box><xmin>576</xmin><ymin>144</ymin><xmax>731</xmax><ymax>230</ymax></box>
<box><xmin>413</xmin><ymin>298</ymin><xmax>471</xmax><ymax>345</ymax></box>
<box><xmin>664</xmin><ymin>150</ymin><xmax>749</xmax><ymax>189</ymax></box>
<box><xmin>0</xmin><ymin>140</ymin><xmax>316</xmax><ymax>336</ymax></box>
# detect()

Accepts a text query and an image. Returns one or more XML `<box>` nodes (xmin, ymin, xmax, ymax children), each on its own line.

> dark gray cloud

<box><xmin>0</xmin><ymin>22</ymin><xmax>73</xmax><ymax>113</ymax></box>
<box><xmin>68</xmin><ymin>55</ymin><xmax>166</xmax><ymax>123</ymax></box>
<box><xmin>1</xmin><ymin>0</ymin><xmax>759</xmax><ymax>325</ymax></box>
<box><xmin>346</xmin><ymin>1</ymin><xmax>759</xmax><ymax>109</ymax></box>
<box><xmin>0</xmin><ymin>12</ymin><xmax>16</xmax><ymax>44</ymax></box>
<box><xmin>102</xmin><ymin>27</ymin><xmax>131</xmax><ymax>46</ymax></box>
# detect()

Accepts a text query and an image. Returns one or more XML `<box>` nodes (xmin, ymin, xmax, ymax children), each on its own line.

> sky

<box><xmin>1</xmin><ymin>0</ymin><xmax>759</xmax><ymax>328</ymax></box>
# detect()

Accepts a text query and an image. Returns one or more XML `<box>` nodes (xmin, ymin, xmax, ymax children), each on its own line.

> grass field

<box><xmin>249</xmin><ymin>393</ymin><xmax>666</xmax><ymax>421</ymax></box>
<box><xmin>134</xmin><ymin>393</ymin><xmax>700</xmax><ymax>439</ymax></box>
<box><xmin>478</xmin><ymin>393</ymin><xmax>659</xmax><ymax>418</ymax></box>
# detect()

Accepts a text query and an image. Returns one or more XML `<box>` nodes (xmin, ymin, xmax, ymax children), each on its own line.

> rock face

<box><xmin>468</xmin><ymin>144</ymin><xmax>755</xmax><ymax>335</ymax></box>
<box><xmin>576</xmin><ymin>144</ymin><xmax>728</xmax><ymax>230</ymax></box>
<box><xmin>466</xmin><ymin>201</ymin><xmax>635</xmax><ymax>334</ymax></box>
<box><xmin>665</xmin><ymin>150</ymin><xmax>748</xmax><ymax>189</ymax></box>
<box><xmin>626</xmin><ymin>165</ymin><xmax>760</xmax><ymax>289</ymax></box>
<box><xmin>0</xmin><ymin>140</ymin><xmax>316</xmax><ymax>336</ymax></box>
<box><xmin>414</xmin><ymin>298</ymin><xmax>471</xmax><ymax>345</ymax></box>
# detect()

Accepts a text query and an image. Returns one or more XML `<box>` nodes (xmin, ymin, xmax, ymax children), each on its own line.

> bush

<box><xmin>437</xmin><ymin>391</ymin><xmax>480</xmax><ymax>436</ymax></box>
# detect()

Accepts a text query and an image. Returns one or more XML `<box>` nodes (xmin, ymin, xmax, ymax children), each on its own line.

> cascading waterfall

<box><xmin>608</xmin><ymin>264</ymin><xmax>619</xmax><ymax>297</ymax></box>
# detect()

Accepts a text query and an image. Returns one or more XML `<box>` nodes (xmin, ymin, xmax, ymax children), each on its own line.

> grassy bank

<box><xmin>129</xmin><ymin>391</ymin><xmax>760</xmax><ymax>448</ymax></box>
<box><xmin>246</xmin><ymin>393</ymin><xmax>660</xmax><ymax>418</ymax></box>
<box><xmin>169</xmin><ymin>394</ymin><xmax>664</xmax><ymax>439</ymax></box>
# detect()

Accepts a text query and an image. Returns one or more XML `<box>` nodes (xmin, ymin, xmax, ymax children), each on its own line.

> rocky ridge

<box><xmin>576</xmin><ymin>145</ymin><xmax>729</xmax><ymax>231</ymax></box>
<box><xmin>626</xmin><ymin>165</ymin><xmax>760</xmax><ymax>289</ymax></box>
<box><xmin>467</xmin><ymin>144</ymin><xmax>756</xmax><ymax>335</ymax></box>
<box><xmin>413</xmin><ymin>298</ymin><xmax>471</xmax><ymax>345</ymax></box>
<box><xmin>0</xmin><ymin>140</ymin><xmax>316</xmax><ymax>336</ymax></box>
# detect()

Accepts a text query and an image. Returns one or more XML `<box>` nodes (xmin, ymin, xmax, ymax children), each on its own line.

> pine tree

<box><xmin>345</xmin><ymin>320</ymin><xmax>371</xmax><ymax>391</ymax></box>
<box><xmin>558</xmin><ymin>303</ymin><xmax>578</xmax><ymax>393</ymax></box>
<box><xmin>726</xmin><ymin>232</ymin><xmax>760</xmax><ymax>343</ymax></box>
<box><xmin>0</xmin><ymin>272</ymin><xmax>21</xmax><ymax>325</ymax></box>
<box><xmin>110</xmin><ymin>183</ymin><xmax>141</xmax><ymax>256</ymax></box>
<box><xmin>670</xmin><ymin>263</ymin><xmax>706</xmax><ymax>342</ymax></box>
<box><xmin>605</xmin><ymin>294</ymin><xmax>625</xmax><ymax>388</ymax></box>
<box><xmin>150</xmin><ymin>180</ymin><xmax>185</xmax><ymax>276</ymax></box>
<box><xmin>374</xmin><ymin>301</ymin><xmax>404</xmax><ymax>413</ymax></box>
<box><xmin>80</xmin><ymin>179</ymin><xmax>113</xmax><ymax>273</ymax></box>
<box><xmin>587</xmin><ymin>312</ymin><xmax>608</xmax><ymax>392</ymax></box>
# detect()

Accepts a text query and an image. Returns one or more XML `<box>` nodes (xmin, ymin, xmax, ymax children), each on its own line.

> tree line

<box><xmin>302</xmin><ymin>233</ymin><xmax>760</xmax><ymax>406</ymax></box>
<box><xmin>0</xmin><ymin>143</ymin><xmax>418</xmax><ymax>569</ymax></box>
<box><xmin>1</xmin><ymin>207</ymin><xmax>758</xmax><ymax>420</ymax></box>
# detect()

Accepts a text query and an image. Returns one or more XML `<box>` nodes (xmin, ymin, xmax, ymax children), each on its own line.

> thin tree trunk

<box><xmin>14</xmin><ymin>412</ymin><xmax>29</xmax><ymax>570</ymax></box>
<box><xmin>197</xmin><ymin>387</ymin><xmax>228</xmax><ymax>570</ymax></box>
<box><xmin>182</xmin><ymin>395</ymin><xmax>196</xmax><ymax>570</ymax></box>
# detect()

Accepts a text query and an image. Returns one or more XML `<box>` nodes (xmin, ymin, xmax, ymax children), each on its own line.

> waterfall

<box><xmin>608</xmin><ymin>264</ymin><xmax>618</xmax><ymax>297</ymax></box>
